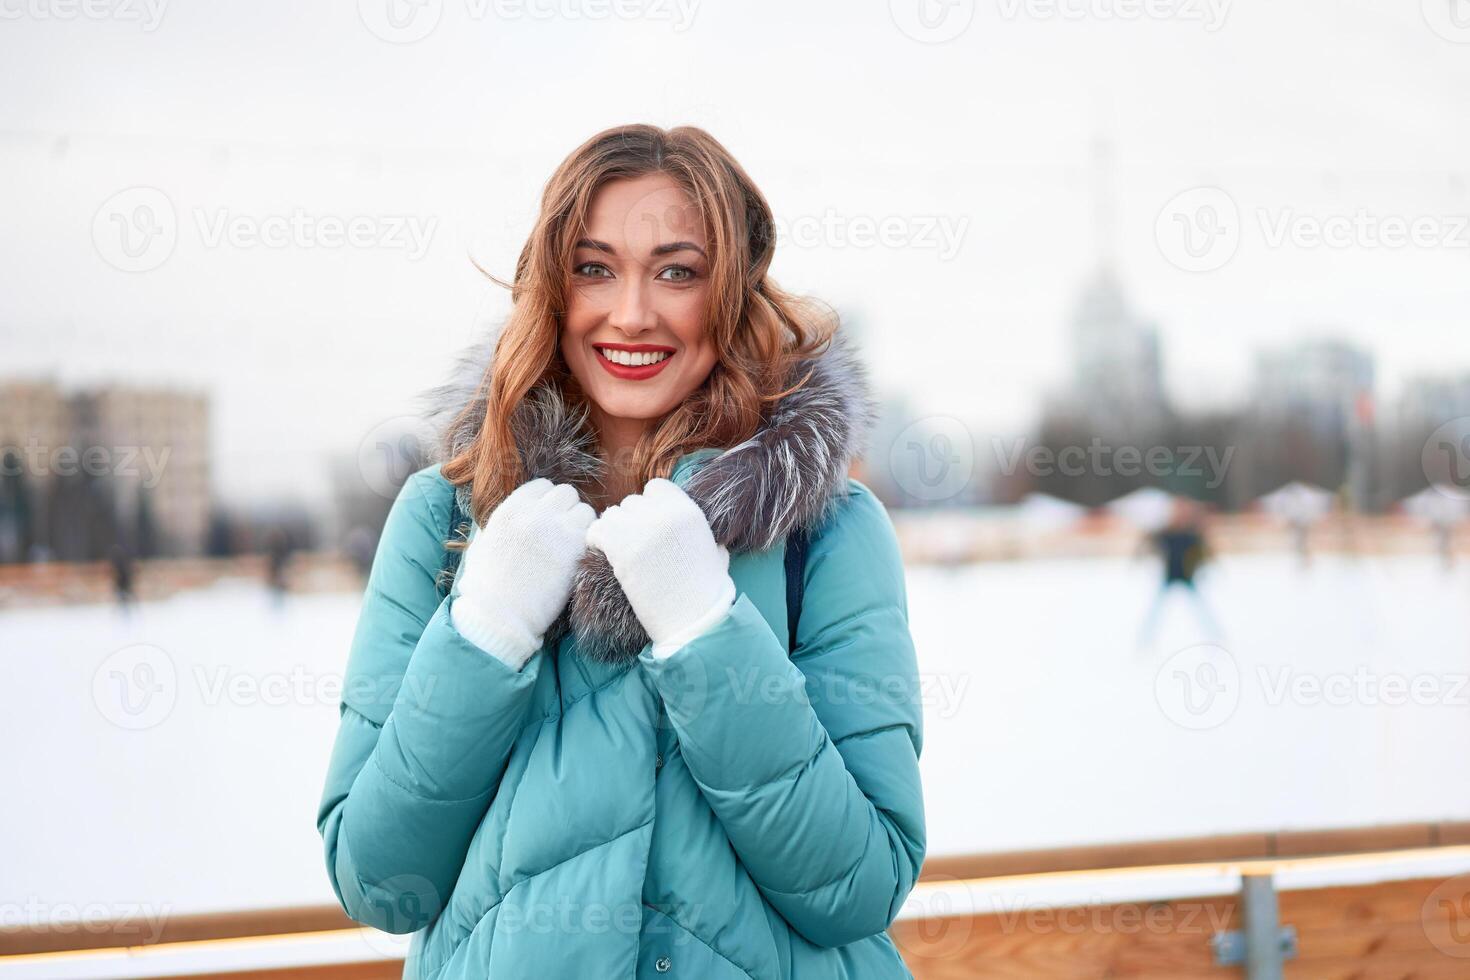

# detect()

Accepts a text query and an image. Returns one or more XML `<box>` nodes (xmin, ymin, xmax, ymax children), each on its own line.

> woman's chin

<box><xmin>589</xmin><ymin>385</ymin><xmax>678</xmax><ymax>422</ymax></box>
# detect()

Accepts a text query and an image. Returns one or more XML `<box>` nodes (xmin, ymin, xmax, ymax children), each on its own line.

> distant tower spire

<box><xmin>1064</xmin><ymin>129</ymin><xmax>1169</xmax><ymax>438</ymax></box>
<box><xmin>1091</xmin><ymin>131</ymin><xmax>1117</xmax><ymax>276</ymax></box>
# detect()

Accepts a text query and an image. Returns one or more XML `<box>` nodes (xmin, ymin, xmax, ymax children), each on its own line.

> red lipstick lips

<box><xmin>593</xmin><ymin>342</ymin><xmax>676</xmax><ymax>381</ymax></box>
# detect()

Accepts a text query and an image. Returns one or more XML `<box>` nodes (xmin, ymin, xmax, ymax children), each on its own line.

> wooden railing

<box><xmin>892</xmin><ymin>871</ymin><xmax>1470</xmax><ymax>978</ymax></box>
<box><xmin>921</xmin><ymin>820</ymin><xmax>1470</xmax><ymax>881</ymax></box>
<box><xmin>5</xmin><ymin>823</ymin><xmax>1470</xmax><ymax>978</ymax></box>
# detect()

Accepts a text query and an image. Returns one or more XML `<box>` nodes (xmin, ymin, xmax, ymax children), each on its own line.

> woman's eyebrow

<box><xmin>574</xmin><ymin>238</ymin><xmax>707</xmax><ymax>258</ymax></box>
<box><xmin>651</xmin><ymin>241</ymin><xmax>706</xmax><ymax>258</ymax></box>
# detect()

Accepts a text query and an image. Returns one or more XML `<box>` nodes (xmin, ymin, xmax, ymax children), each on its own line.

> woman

<box><xmin>317</xmin><ymin>124</ymin><xmax>926</xmax><ymax>979</ymax></box>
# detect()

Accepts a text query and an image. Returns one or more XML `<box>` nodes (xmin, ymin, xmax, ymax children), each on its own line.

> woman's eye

<box><xmin>657</xmin><ymin>265</ymin><xmax>696</xmax><ymax>283</ymax></box>
<box><xmin>574</xmin><ymin>262</ymin><xmax>612</xmax><ymax>278</ymax></box>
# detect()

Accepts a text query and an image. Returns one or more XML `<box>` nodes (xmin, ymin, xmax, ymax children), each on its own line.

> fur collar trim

<box><xmin>419</xmin><ymin>328</ymin><xmax>878</xmax><ymax>664</ymax></box>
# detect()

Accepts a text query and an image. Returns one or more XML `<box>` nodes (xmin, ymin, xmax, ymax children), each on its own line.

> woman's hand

<box><xmin>585</xmin><ymin>477</ymin><xmax>737</xmax><ymax>659</ymax></box>
<box><xmin>450</xmin><ymin>478</ymin><xmax>595</xmax><ymax>669</ymax></box>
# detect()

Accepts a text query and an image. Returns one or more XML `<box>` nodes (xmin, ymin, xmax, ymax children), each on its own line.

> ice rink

<box><xmin>4</xmin><ymin>552</ymin><xmax>1468</xmax><ymax>922</ymax></box>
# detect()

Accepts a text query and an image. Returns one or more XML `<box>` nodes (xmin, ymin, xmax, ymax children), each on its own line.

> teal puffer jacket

<box><xmin>316</xmin><ymin>453</ymin><xmax>926</xmax><ymax>978</ymax></box>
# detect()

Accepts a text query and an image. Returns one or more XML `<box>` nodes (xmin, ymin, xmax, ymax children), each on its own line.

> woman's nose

<box><xmin>608</xmin><ymin>278</ymin><xmax>656</xmax><ymax>333</ymax></box>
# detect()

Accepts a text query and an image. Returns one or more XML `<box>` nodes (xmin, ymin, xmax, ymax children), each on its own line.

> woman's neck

<box><xmin>589</xmin><ymin>407</ymin><xmax>648</xmax><ymax>511</ymax></box>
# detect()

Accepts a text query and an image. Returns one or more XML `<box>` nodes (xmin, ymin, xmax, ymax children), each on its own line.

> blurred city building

<box><xmin>1064</xmin><ymin>266</ymin><xmax>1168</xmax><ymax>439</ymax></box>
<box><xmin>0</xmin><ymin>379</ymin><xmax>211</xmax><ymax>561</ymax></box>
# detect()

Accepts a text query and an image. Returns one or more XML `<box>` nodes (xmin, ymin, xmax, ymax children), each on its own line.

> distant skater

<box><xmin>1431</xmin><ymin>518</ymin><xmax>1455</xmax><ymax>571</ymax></box>
<box><xmin>265</xmin><ymin>528</ymin><xmax>292</xmax><ymax>607</ymax></box>
<box><xmin>1138</xmin><ymin>497</ymin><xmax>1222</xmax><ymax>646</ymax></box>
<box><xmin>1289</xmin><ymin>516</ymin><xmax>1311</xmax><ymax>568</ymax></box>
<box><xmin>109</xmin><ymin>542</ymin><xmax>136</xmax><ymax>613</ymax></box>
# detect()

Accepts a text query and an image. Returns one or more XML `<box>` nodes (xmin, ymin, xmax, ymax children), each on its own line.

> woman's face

<box><xmin>561</xmin><ymin>173</ymin><xmax>718</xmax><ymax>434</ymax></box>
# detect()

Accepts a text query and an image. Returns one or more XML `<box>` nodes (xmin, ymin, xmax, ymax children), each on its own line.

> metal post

<box><xmin>1210</xmin><ymin>873</ymin><xmax>1296</xmax><ymax>974</ymax></box>
<box><xmin>1241</xmin><ymin>874</ymin><xmax>1284</xmax><ymax>980</ymax></box>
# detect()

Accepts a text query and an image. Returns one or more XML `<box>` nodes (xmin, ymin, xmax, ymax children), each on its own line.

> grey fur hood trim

<box><xmin>418</xmin><ymin>328</ymin><xmax>878</xmax><ymax>664</ymax></box>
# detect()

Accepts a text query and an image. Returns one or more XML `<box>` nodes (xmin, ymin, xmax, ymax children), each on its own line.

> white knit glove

<box><xmin>450</xmin><ymin>478</ymin><xmax>596</xmax><ymax>670</ymax></box>
<box><xmin>585</xmin><ymin>478</ymin><xmax>737</xmax><ymax>660</ymax></box>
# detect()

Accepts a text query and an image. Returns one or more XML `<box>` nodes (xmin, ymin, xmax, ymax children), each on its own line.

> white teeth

<box><xmin>598</xmin><ymin>347</ymin><xmax>671</xmax><ymax>367</ymax></box>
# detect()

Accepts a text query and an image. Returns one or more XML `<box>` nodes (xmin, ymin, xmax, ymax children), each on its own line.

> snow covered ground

<box><xmin>3</xmin><ymin>554</ymin><xmax>1467</xmax><ymax>924</ymax></box>
<box><xmin>911</xmin><ymin>554</ymin><xmax>1470</xmax><ymax>861</ymax></box>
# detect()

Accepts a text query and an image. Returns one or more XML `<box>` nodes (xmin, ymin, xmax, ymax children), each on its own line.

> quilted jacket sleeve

<box><xmin>316</xmin><ymin>466</ymin><xmax>542</xmax><ymax>933</ymax></box>
<box><xmin>637</xmin><ymin>480</ymin><xmax>927</xmax><ymax>948</ymax></box>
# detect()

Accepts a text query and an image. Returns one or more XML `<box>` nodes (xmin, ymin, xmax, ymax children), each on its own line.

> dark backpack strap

<box><xmin>436</xmin><ymin>490</ymin><xmax>469</xmax><ymax>600</ymax></box>
<box><xmin>783</xmin><ymin>524</ymin><xmax>810</xmax><ymax>656</ymax></box>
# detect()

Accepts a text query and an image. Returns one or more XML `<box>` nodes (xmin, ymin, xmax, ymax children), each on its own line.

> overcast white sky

<box><xmin>2</xmin><ymin>0</ymin><xmax>1468</xmax><ymax>511</ymax></box>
